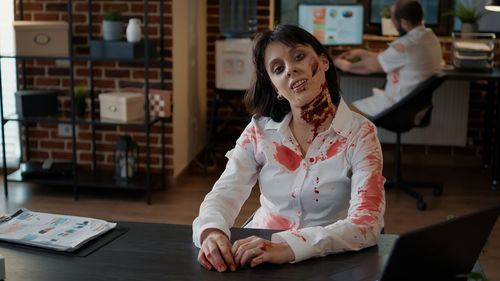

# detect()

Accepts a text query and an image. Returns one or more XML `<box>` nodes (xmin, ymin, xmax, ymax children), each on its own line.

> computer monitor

<box><xmin>298</xmin><ymin>4</ymin><xmax>364</xmax><ymax>46</ymax></box>
<box><xmin>370</xmin><ymin>0</ymin><xmax>440</xmax><ymax>25</ymax></box>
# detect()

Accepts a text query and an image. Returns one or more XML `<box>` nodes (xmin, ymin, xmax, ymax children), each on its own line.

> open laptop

<box><xmin>329</xmin><ymin>205</ymin><xmax>500</xmax><ymax>281</ymax></box>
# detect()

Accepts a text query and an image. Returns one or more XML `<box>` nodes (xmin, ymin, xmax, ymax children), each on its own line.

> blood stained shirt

<box><xmin>192</xmin><ymin>99</ymin><xmax>386</xmax><ymax>263</ymax></box>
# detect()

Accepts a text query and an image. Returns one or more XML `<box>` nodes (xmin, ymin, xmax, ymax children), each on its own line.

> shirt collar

<box><xmin>329</xmin><ymin>98</ymin><xmax>352</xmax><ymax>138</ymax></box>
<box><xmin>263</xmin><ymin>98</ymin><xmax>353</xmax><ymax>138</ymax></box>
<box><xmin>263</xmin><ymin>112</ymin><xmax>292</xmax><ymax>133</ymax></box>
<box><xmin>406</xmin><ymin>25</ymin><xmax>425</xmax><ymax>37</ymax></box>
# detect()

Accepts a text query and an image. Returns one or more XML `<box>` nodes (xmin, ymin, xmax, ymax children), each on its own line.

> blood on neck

<box><xmin>299</xmin><ymin>82</ymin><xmax>335</xmax><ymax>140</ymax></box>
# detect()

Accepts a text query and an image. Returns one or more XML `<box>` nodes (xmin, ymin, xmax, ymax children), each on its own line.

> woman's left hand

<box><xmin>232</xmin><ymin>236</ymin><xmax>295</xmax><ymax>268</ymax></box>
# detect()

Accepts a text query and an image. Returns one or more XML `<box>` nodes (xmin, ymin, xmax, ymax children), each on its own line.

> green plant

<box><xmin>104</xmin><ymin>10</ymin><xmax>123</xmax><ymax>21</ymax></box>
<box><xmin>73</xmin><ymin>86</ymin><xmax>89</xmax><ymax>105</ymax></box>
<box><xmin>444</xmin><ymin>0</ymin><xmax>486</xmax><ymax>23</ymax></box>
<box><xmin>380</xmin><ymin>6</ymin><xmax>392</xmax><ymax>19</ymax></box>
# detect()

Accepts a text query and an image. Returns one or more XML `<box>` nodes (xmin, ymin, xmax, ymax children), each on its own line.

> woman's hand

<box><xmin>232</xmin><ymin>236</ymin><xmax>295</xmax><ymax>268</ymax></box>
<box><xmin>198</xmin><ymin>228</ymin><xmax>237</xmax><ymax>272</ymax></box>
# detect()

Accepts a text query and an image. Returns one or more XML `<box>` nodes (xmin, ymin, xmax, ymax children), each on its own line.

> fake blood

<box><xmin>240</xmin><ymin>126</ymin><xmax>260</xmax><ymax>151</ymax></box>
<box><xmin>299</xmin><ymin>82</ymin><xmax>334</xmax><ymax>140</ymax></box>
<box><xmin>326</xmin><ymin>139</ymin><xmax>347</xmax><ymax>158</ymax></box>
<box><xmin>311</xmin><ymin>59</ymin><xmax>319</xmax><ymax>77</ymax></box>
<box><xmin>273</xmin><ymin>142</ymin><xmax>302</xmax><ymax>171</ymax></box>
<box><xmin>260</xmin><ymin>241</ymin><xmax>274</xmax><ymax>251</ymax></box>
<box><xmin>261</xmin><ymin>213</ymin><xmax>297</xmax><ymax>230</ymax></box>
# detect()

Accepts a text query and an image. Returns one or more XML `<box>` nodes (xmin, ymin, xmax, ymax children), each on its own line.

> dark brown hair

<box><xmin>244</xmin><ymin>24</ymin><xmax>341</xmax><ymax>122</ymax></box>
<box><xmin>394</xmin><ymin>0</ymin><xmax>423</xmax><ymax>26</ymax></box>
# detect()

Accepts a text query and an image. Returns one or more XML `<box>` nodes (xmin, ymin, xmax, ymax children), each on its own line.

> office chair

<box><xmin>370</xmin><ymin>73</ymin><xmax>447</xmax><ymax>211</ymax></box>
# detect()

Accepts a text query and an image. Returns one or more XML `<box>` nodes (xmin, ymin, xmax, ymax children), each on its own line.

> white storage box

<box><xmin>99</xmin><ymin>92</ymin><xmax>145</xmax><ymax>121</ymax></box>
<box><xmin>13</xmin><ymin>21</ymin><xmax>69</xmax><ymax>56</ymax></box>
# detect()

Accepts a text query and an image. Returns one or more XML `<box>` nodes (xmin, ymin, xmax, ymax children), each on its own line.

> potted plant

<box><xmin>73</xmin><ymin>86</ymin><xmax>89</xmax><ymax>118</ymax></box>
<box><xmin>380</xmin><ymin>6</ymin><xmax>398</xmax><ymax>36</ymax></box>
<box><xmin>102</xmin><ymin>10</ymin><xmax>123</xmax><ymax>41</ymax></box>
<box><xmin>445</xmin><ymin>0</ymin><xmax>486</xmax><ymax>33</ymax></box>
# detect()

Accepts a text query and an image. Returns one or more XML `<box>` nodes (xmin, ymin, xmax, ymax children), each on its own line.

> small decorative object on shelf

<box><xmin>102</xmin><ymin>10</ymin><xmax>123</xmax><ymax>41</ymax></box>
<box><xmin>380</xmin><ymin>6</ymin><xmax>398</xmax><ymax>36</ymax></box>
<box><xmin>126</xmin><ymin>18</ymin><xmax>141</xmax><ymax>43</ymax></box>
<box><xmin>73</xmin><ymin>86</ymin><xmax>89</xmax><ymax>118</ymax></box>
<box><xmin>444</xmin><ymin>0</ymin><xmax>486</xmax><ymax>33</ymax></box>
<box><xmin>113</xmin><ymin>136</ymin><xmax>139</xmax><ymax>179</ymax></box>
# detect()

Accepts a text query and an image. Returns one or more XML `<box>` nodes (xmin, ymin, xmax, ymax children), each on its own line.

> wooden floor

<box><xmin>1</xmin><ymin>153</ymin><xmax>499</xmax><ymax>280</ymax></box>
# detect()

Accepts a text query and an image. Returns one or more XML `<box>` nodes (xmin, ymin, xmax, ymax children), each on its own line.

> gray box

<box><xmin>89</xmin><ymin>40</ymin><xmax>157</xmax><ymax>60</ymax></box>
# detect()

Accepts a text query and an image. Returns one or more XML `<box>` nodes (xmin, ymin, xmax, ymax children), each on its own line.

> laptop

<box><xmin>329</xmin><ymin>205</ymin><xmax>500</xmax><ymax>281</ymax></box>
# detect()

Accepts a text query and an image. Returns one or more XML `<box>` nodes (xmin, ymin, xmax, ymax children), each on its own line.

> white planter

<box><xmin>381</xmin><ymin>18</ymin><xmax>398</xmax><ymax>36</ymax></box>
<box><xmin>126</xmin><ymin>18</ymin><xmax>141</xmax><ymax>43</ymax></box>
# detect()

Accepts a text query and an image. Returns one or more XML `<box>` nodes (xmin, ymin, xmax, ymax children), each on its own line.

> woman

<box><xmin>193</xmin><ymin>25</ymin><xmax>385</xmax><ymax>272</ymax></box>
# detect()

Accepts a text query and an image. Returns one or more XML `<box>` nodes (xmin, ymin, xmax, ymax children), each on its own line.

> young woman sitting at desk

<box><xmin>192</xmin><ymin>24</ymin><xmax>386</xmax><ymax>272</ymax></box>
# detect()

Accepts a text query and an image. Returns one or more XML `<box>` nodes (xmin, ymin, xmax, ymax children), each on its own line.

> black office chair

<box><xmin>370</xmin><ymin>73</ymin><xmax>447</xmax><ymax>211</ymax></box>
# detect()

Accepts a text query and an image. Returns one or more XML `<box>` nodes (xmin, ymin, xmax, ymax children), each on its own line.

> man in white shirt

<box><xmin>334</xmin><ymin>0</ymin><xmax>443</xmax><ymax>118</ymax></box>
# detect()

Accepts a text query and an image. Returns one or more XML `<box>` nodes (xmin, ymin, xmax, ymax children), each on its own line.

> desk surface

<box><xmin>0</xmin><ymin>222</ymin><xmax>398</xmax><ymax>281</ymax></box>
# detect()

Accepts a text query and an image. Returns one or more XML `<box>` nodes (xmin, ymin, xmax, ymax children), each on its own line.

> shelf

<box><xmin>3</xmin><ymin>114</ymin><xmax>73</xmax><ymax>124</ymax></box>
<box><xmin>7</xmin><ymin>169</ymin><xmax>74</xmax><ymax>186</ymax></box>
<box><xmin>3</xmin><ymin>113</ymin><xmax>163</xmax><ymax>127</ymax></box>
<box><xmin>1</xmin><ymin>0</ymin><xmax>166</xmax><ymax>204</ymax></box>
<box><xmin>7</xmin><ymin>169</ymin><xmax>163</xmax><ymax>191</ymax></box>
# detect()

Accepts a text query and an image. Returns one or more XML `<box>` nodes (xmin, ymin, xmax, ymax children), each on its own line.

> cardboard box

<box><xmin>99</xmin><ymin>92</ymin><xmax>145</xmax><ymax>122</ymax></box>
<box><xmin>13</xmin><ymin>21</ymin><xmax>68</xmax><ymax>57</ymax></box>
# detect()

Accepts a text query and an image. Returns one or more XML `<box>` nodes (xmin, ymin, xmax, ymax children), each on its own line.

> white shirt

<box><xmin>353</xmin><ymin>25</ymin><xmax>443</xmax><ymax>116</ymax></box>
<box><xmin>192</xmin><ymin>99</ymin><xmax>386</xmax><ymax>263</ymax></box>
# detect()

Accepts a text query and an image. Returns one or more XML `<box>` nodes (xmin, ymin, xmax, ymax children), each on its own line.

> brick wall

<box><xmin>16</xmin><ymin>0</ymin><xmax>173</xmax><ymax>175</ymax></box>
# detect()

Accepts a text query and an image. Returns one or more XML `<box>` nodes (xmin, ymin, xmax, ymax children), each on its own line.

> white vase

<box><xmin>126</xmin><ymin>18</ymin><xmax>141</xmax><ymax>43</ymax></box>
<box><xmin>381</xmin><ymin>18</ymin><xmax>398</xmax><ymax>36</ymax></box>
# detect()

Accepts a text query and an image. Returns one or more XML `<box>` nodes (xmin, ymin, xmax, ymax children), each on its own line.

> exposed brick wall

<box><xmin>16</xmin><ymin>0</ymin><xmax>173</xmax><ymax>176</ymax></box>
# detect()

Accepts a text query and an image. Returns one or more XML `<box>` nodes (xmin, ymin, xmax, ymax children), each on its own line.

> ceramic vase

<box><xmin>461</xmin><ymin>22</ymin><xmax>478</xmax><ymax>34</ymax></box>
<box><xmin>126</xmin><ymin>18</ymin><xmax>141</xmax><ymax>43</ymax></box>
<box><xmin>381</xmin><ymin>18</ymin><xmax>398</xmax><ymax>36</ymax></box>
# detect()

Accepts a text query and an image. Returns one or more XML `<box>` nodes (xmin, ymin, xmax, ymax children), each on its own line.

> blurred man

<box><xmin>334</xmin><ymin>0</ymin><xmax>443</xmax><ymax>118</ymax></box>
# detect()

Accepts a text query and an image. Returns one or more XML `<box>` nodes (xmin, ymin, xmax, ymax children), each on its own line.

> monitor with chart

<box><xmin>298</xmin><ymin>4</ymin><xmax>364</xmax><ymax>46</ymax></box>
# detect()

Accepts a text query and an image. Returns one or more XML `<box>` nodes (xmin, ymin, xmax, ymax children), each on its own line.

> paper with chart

<box><xmin>0</xmin><ymin>208</ymin><xmax>116</xmax><ymax>252</ymax></box>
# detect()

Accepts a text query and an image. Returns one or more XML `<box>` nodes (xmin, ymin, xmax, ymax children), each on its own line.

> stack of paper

<box><xmin>0</xmin><ymin>209</ymin><xmax>116</xmax><ymax>252</ymax></box>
